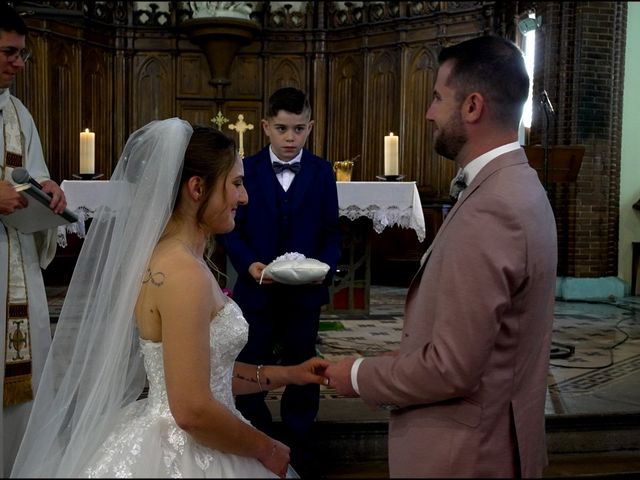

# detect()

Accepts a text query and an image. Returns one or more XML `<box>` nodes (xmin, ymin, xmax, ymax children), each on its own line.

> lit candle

<box><xmin>79</xmin><ymin>128</ymin><xmax>95</xmax><ymax>175</ymax></box>
<box><xmin>384</xmin><ymin>132</ymin><xmax>399</xmax><ymax>176</ymax></box>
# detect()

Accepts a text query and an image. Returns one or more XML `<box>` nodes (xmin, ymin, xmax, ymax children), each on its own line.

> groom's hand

<box><xmin>325</xmin><ymin>357</ymin><xmax>358</xmax><ymax>397</ymax></box>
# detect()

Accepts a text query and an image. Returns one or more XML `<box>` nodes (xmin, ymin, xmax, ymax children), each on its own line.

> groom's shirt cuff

<box><xmin>351</xmin><ymin>357</ymin><xmax>365</xmax><ymax>395</ymax></box>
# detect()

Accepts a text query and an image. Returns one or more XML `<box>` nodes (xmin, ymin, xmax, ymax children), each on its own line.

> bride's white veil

<box><xmin>11</xmin><ymin>118</ymin><xmax>194</xmax><ymax>477</ymax></box>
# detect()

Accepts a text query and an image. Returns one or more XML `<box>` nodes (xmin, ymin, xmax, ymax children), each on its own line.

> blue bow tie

<box><xmin>272</xmin><ymin>161</ymin><xmax>301</xmax><ymax>174</ymax></box>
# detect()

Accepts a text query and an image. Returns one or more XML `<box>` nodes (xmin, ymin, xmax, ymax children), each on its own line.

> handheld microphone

<box><xmin>10</xmin><ymin>167</ymin><xmax>79</xmax><ymax>224</ymax></box>
<box><xmin>539</xmin><ymin>90</ymin><xmax>555</xmax><ymax>116</ymax></box>
<box><xmin>12</xmin><ymin>167</ymin><xmax>44</xmax><ymax>190</ymax></box>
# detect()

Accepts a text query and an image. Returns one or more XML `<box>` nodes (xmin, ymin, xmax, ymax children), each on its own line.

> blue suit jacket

<box><xmin>219</xmin><ymin>146</ymin><xmax>341</xmax><ymax>310</ymax></box>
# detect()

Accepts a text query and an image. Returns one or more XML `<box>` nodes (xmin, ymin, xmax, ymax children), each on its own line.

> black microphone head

<box><xmin>11</xmin><ymin>167</ymin><xmax>30</xmax><ymax>184</ymax></box>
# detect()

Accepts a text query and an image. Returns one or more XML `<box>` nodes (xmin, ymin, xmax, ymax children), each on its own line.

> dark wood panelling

<box><xmin>361</xmin><ymin>49</ymin><xmax>400</xmax><ymax>181</ymax></box>
<box><xmin>82</xmin><ymin>46</ymin><xmax>113</xmax><ymax>180</ymax></box>
<box><xmin>16</xmin><ymin>2</ymin><xmax>492</xmax><ymax>194</ymax></box>
<box><xmin>310</xmin><ymin>32</ymin><xmax>329</xmax><ymax>159</ymax></box>
<box><xmin>266</xmin><ymin>56</ymin><xmax>305</xmax><ymax>95</ymax></box>
<box><xmin>327</xmin><ymin>54</ymin><xmax>363</xmax><ymax>172</ymax></box>
<box><xmin>228</xmin><ymin>55</ymin><xmax>261</xmax><ymax>98</ymax></box>
<box><xmin>48</xmin><ymin>38</ymin><xmax>81</xmax><ymax>184</ymax></box>
<box><xmin>18</xmin><ymin>2</ymin><xmax>627</xmax><ymax>282</ymax></box>
<box><xmin>132</xmin><ymin>53</ymin><xmax>174</xmax><ymax>130</ymax></box>
<box><xmin>177</xmin><ymin>53</ymin><xmax>211</xmax><ymax>97</ymax></box>
<box><xmin>112</xmin><ymin>50</ymin><xmax>130</xmax><ymax>172</ymax></box>
<box><xmin>176</xmin><ymin>101</ymin><xmax>216</xmax><ymax>128</ymax></box>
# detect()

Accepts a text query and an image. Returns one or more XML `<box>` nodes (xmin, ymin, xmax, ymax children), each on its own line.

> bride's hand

<box><xmin>288</xmin><ymin>357</ymin><xmax>330</xmax><ymax>386</ymax></box>
<box><xmin>259</xmin><ymin>439</ymin><xmax>290</xmax><ymax>478</ymax></box>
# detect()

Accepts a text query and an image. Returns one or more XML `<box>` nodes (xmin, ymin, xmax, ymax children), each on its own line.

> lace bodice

<box><xmin>139</xmin><ymin>300</ymin><xmax>249</xmax><ymax>418</ymax></box>
<box><xmin>83</xmin><ymin>299</ymin><xmax>285</xmax><ymax>477</ymax></box>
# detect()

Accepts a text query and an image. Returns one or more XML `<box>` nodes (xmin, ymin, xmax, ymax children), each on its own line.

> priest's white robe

<box><xmin>0</xmin><ymin>89</ymin><xmax>57</xmax><ymax>477</ymax></box>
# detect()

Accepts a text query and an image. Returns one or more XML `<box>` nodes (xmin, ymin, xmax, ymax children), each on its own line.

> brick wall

<box><xmin>530</xmin><ymin>1</ymin><xmax>627</xmax><ymax>277</ymax></box>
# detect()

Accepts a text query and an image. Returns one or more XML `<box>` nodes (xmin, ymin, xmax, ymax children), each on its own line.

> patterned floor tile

<box><xmin>47</xmin><ymin>285</ymin><xmax>640</xmax><ymax>416</ymax></box>
<box><xmin>313</xmin><ymin>287</ymin><xmax>640</xmax><ymax>415</ymax></box>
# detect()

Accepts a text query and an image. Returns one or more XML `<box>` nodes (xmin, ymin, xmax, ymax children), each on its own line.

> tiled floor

<box><xmin>47</xmin><ymin>284</ymin><xmax>640</xmax><ymax>418</ymax></box>
<box><xmin>46</xmin><ymin>285</ymin><xmax>640</xmax><ymax>476</ymax></box>
<box><xmin>272</xmin><ymin>286</ymin><xmax>640</xmax><ymax>422</ymax></box>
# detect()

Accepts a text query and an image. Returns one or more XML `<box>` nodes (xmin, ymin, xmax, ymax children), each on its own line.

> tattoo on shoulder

<box><xmin>143</xmin><ymin>268</ymin><xmax>165</xmax><ymax>287</ymax></box>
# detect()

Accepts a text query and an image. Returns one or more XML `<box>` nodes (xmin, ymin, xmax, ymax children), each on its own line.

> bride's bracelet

<box><xmin>256</xmin><ymin>364</ymin><xmax>264</xmax><ymax>392</ymax></box>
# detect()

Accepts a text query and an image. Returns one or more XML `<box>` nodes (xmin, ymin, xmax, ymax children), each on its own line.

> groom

<box><xmin>325</xmin><ymin>35</ymin><xmax>557</xmax><ymax>478</ymax></box>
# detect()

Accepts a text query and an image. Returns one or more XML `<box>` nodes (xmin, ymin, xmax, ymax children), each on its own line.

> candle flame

<box><xmin>84</xmin><ymin>128</ymin><xmax>90</xmax><ymax>133</ymax></box>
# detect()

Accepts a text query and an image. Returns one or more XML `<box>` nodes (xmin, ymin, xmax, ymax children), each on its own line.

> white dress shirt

<box><xmin>269</xmin><ymin>146</ymin><xmax>302</xmax><ymax>192</ymax></box>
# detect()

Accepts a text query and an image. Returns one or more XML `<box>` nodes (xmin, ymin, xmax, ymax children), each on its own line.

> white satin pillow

<box><xmin>261</xmin><ymin>253</ymin><xmax>330</xmax><ymax>285</ymax></box>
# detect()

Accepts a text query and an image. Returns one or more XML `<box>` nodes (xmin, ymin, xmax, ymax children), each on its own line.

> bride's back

<box><xmin>135</xmin><ymin>240</ymin><xmax>221</xmax><ymax>342</ymax></box>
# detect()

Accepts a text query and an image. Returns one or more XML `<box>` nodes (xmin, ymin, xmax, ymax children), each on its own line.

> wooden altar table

<box><xmin>330</xmin><ymin>181</ymin><xmax>426</xmax><ymax>314</ymax></box>
<box><xmin>56</xmin><ymin>180</ymin><xmax>427</xmax><ymax>315</ymax></box>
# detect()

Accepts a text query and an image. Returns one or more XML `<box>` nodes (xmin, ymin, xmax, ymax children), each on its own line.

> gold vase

<box><xmin>334</xmin><ymin>161</ymin><xmax>354</xmax><ymax>182</ymax></box>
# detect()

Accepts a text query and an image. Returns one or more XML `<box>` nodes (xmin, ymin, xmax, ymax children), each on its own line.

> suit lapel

<box><xmin>406</xmin><ymin>150</ymin><xmax>529</xmax><ymax>301</ymax></box>
<box><xmin>288</xmin><ymin>150</ymin><xmax>315</xmax><ymax>213</ymax></box>
<box><xmin>254</xmin><ymin>150</ymin><xmax>278</xmax><ymax>217</ymax></box>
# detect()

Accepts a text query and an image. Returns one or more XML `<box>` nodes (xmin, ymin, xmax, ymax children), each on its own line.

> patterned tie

<box><xmin>272</xmin><ymin>161</ymin><xmax>301</xmax><ymax>174</ymax></box>
<box><xmin>449</xmin><ymin>169</ymin><xmax>467</xmax><ymax>201</ymax></box>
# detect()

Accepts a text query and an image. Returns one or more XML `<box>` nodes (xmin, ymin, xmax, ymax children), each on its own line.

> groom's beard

<box><xmin>434</xmin><ymin>111</ymin><xmax>467</xmax><ymax>160</ymax></box>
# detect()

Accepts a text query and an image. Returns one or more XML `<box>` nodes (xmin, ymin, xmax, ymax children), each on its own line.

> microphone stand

<box><xmin>539</xmin><ymin>91</ymin><xmax>554</xmax><ymax>192</ymax></box>
<box><xmin>539</xmin><ymin>91</ymin><xmax>574</xmax><ymax>360</ymax></box>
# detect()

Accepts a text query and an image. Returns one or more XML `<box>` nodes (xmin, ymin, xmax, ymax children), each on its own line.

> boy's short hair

<box><xmin>266</xmin><ymin>87</ymin><xmax>312</xmax><ymax>119</ymax></box>
<box><xmin>0</xmin><ymin>4</ymin><xmax>28</xmax><ymax>35</ymax></box>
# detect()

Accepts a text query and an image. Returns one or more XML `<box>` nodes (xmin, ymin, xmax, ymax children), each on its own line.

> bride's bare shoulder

<box><xmin>146</xmin><ymin>243</ymin><xmax>211</xmax><ymax>287</ymax></box>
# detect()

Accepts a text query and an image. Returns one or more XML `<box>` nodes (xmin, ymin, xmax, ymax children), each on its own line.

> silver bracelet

<box><xmin>256</xmin><ymin>364</ymin><xmax>264</xmax><ymax>392</ymax></box>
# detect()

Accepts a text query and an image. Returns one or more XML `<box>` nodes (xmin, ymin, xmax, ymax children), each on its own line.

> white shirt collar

<box><xmin>459</xmin><ymin>141</ymin><xmax>521</xmax><ymax>185</ymax></box>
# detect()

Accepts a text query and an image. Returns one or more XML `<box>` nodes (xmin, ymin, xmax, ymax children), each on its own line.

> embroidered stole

<box><xmin>1</xmin><ymin>96</ymin><xmax>34</xmax><ymax>407</ymax></box>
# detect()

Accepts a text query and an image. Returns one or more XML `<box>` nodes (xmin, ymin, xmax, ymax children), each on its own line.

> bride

<box><xmin>11</xmin><ymin>119</ymin><xmax>328</xmax><ymax>478</ymax></box>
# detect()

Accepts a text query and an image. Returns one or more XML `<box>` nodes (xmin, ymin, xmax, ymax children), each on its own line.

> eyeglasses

<box><xmin>0</xmin><ymin>47</ymin><xmax>32</xmax><ymax>62</ymax></box>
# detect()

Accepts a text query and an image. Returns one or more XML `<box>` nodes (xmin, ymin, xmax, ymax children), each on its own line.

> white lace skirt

<box><xmin>82</xmin><ymin>400</ymin><xmax>298</xmax><ymax>478</ymax></box>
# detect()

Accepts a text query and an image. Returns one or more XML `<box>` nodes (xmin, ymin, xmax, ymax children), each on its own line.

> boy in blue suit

<box><xmin>219</xmin><ymin>87</ymin><xmax>341</xmax><ymax>474</ymax></box>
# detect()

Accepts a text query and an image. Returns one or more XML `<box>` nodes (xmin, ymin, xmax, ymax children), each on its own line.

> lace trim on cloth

<box><xmin>56</xmin><ymin>209</ymin><xmax>87</xmax><ymax>248</ymax></box>
<box><xmin>340</xmin><ymin>204</ymin><xmax>426</xmax><ymax>241</ymax></box>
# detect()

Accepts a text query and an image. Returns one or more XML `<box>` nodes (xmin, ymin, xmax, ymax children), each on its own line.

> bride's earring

<box><xmin>193</xmin><ymin>184</ymin><xmax>202</xmax><ymax>201</ymax></box>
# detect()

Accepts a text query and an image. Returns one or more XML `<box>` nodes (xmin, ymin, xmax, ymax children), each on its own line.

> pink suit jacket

<box><xmin>358</xmin><ymin>149</ymin><xmax>557</xmax><ymax>478</ymax></box>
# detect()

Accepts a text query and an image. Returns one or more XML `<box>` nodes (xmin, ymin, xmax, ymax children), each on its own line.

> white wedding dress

<box><xmin>83</xmin><ymin>300</ymin><xmax>294</xmax><ymax>478</ymax></box>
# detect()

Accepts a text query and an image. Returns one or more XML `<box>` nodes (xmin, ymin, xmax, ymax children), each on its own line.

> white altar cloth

<box><xmin>59</xmin><ymin>180</ymin><xmax>427</xmax><ymax>246</ymax></box>
<box><xmin>62</xmin><ymin>180</ymin><xmax>114</xmax><ymax>217</ymax></box>
<box><xmin>58</xmin><ymin>180</ymin><xmax>126</xmax><ymax>246</ymax></box>
<box><xmin>337</xmin><ymin>181</ymin><xmax>425</xmax><ymax>242</ymax></box>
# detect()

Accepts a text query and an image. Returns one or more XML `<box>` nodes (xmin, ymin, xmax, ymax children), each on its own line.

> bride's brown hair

<box><xmin>175</xmin><ymin>125</ymin><xmax>238</xmax><ymax>273</ymax></box>
<box><xmin>177</xmin><ymin>125</ymin><xmax>237</xmax><ymax>225</ymax></box>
